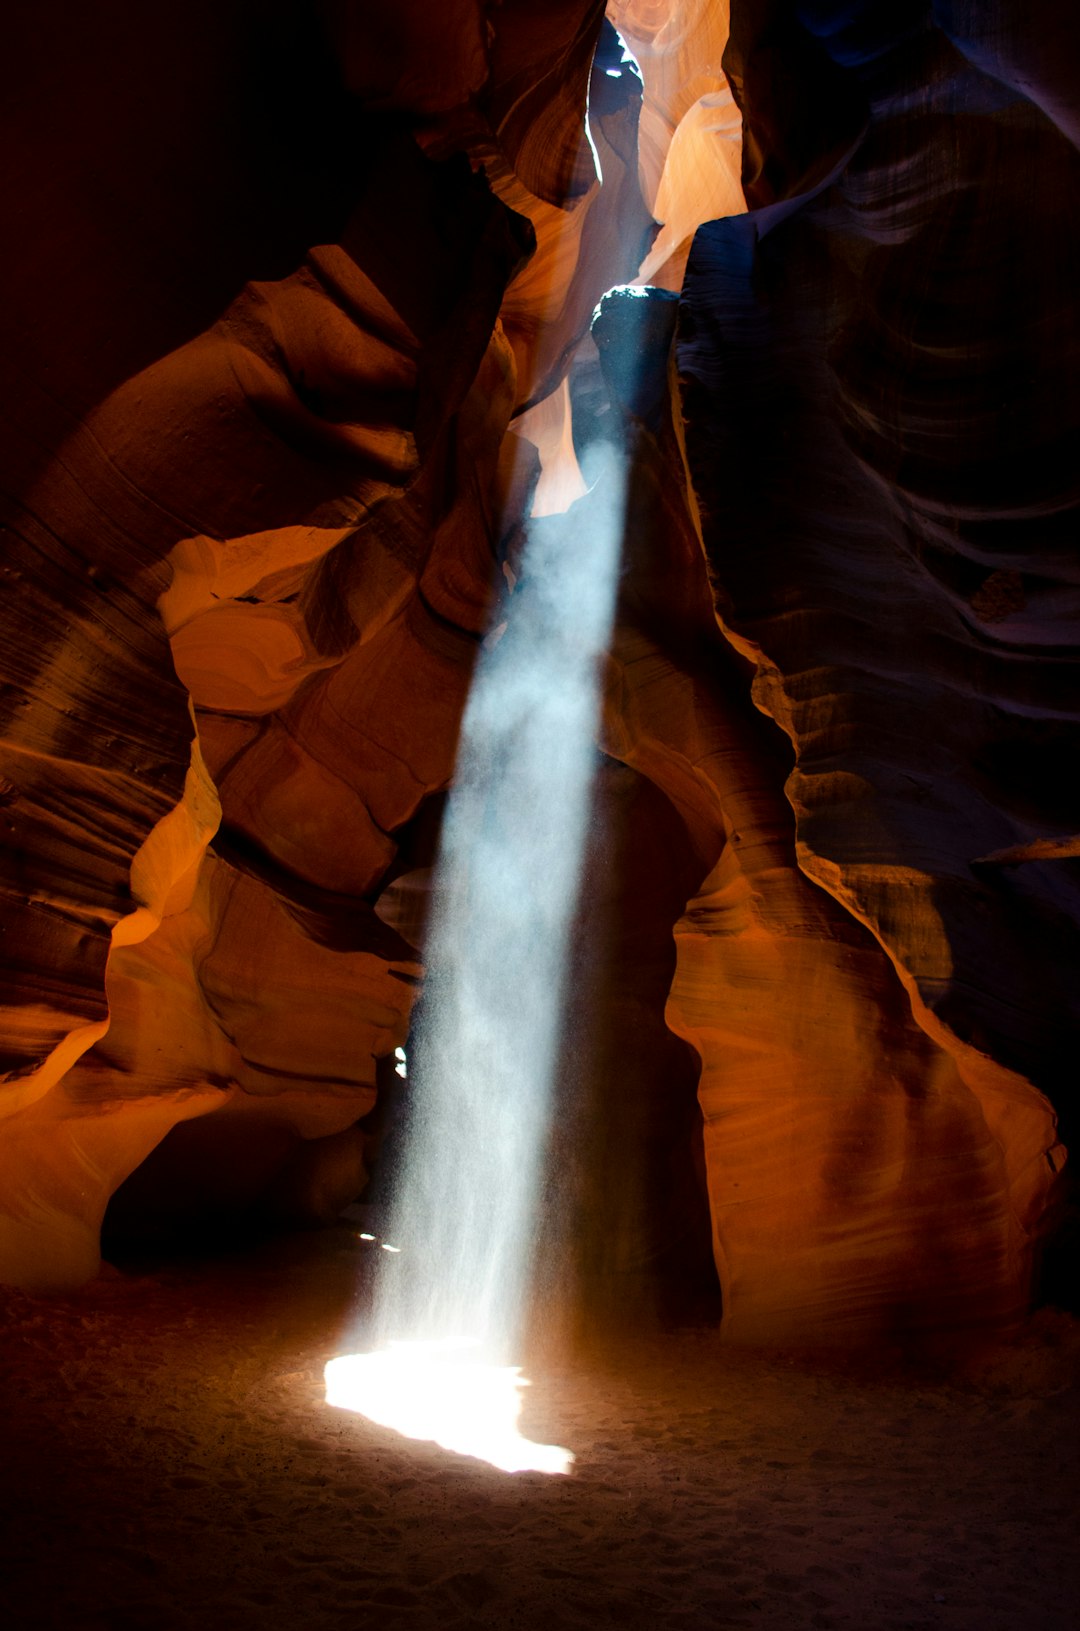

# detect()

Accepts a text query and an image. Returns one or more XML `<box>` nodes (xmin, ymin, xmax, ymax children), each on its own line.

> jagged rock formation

<box><xmin>0</xmin><ymin>0</ymin><xmax>1074</xmax><ymax>1341</ymax></box>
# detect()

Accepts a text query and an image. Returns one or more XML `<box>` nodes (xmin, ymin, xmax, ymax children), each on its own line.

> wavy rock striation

<box><xmin>0</xmin><ymin>3</ymin><xmax>531</xmax><ymax>1281</ymax></box>
<box><xmin>673</xmin><ymin>0</ymin><xmax>1075</xmax><ymax>1335</ymax></box>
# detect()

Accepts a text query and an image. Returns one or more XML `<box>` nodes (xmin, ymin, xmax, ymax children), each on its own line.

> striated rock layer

<box><xmin>0</xmin><ymin>0</ymin><xmax>654</xmax><ymax>1289</ymax></box>
<box><xmin>0</xmin><ymin>2</ymin><xmax>531</xmax><ymax>1284</ymax></box>
<box><xmin>672</xmin><ymin>0</ymin><xmax>1075</xmax><ymax>1336</ymax></box>
<box><xmin>0</xmin><ymin>0</ymin><xmax>1074</xmax><ymax>1341</ymax></box>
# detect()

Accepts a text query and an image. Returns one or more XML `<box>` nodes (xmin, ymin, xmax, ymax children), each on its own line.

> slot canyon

<box><xmin>1</xmin><ymin>2</ymin><xmax>1078</xmax><ymax>1627</ymax></box>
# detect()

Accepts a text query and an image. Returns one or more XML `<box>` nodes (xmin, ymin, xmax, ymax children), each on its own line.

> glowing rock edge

<box><xmin>324</xmin><ymin>1338</ymin><xmax>574</xmax><ymax>1475</ymax></box>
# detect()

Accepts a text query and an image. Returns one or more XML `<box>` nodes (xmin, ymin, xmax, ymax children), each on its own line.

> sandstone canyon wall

<box><xmin>0</xmin><ymin>0</ymin><xmax>1074</xmax><ymax>1343</ymax></box>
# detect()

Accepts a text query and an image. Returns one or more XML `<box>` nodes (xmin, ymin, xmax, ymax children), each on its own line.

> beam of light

<box><xmin>325</xmin><ymin>436</ymin><xmax>628</xmax><ymax>1473</ymax></box>
<box><xmin>326</xmin><ymin>31</ymin><xmax>646</xmax><ymax>1469</ymax></box>
<box><xmin>325</xmin><ymin>438</ymin><xmax>626</xmax><ymax>1472</ymax></box>
<box><xmin>383</xmin><ymin>436</ymin><xmax>626</xmax><ymax>1348</ymax></box>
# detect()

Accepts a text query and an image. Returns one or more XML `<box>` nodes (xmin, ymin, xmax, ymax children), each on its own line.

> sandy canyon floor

<box><xmin>1</xmin><ymin>1227</ymin><xmax>1078</xmax><ymax>1631</ymax></box>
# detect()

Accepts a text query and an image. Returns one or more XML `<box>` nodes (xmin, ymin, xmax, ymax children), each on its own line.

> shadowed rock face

<box><xmin>676</xmin><ymin>0</ymin><xmax>1077</xmax><ymax>1335</ymax></box>
<box><xmin>0</xmin><ymin>0</ymin><xmax>1074</xmax><ymax>1341</ymax></box>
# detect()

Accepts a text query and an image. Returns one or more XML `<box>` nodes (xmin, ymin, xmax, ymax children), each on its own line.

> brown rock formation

<box><xmin>0</xmin><ymin>2</ymin><xmax>531</xmax><ymax>1284</ymax></box>
<box><xmin>0</xmin><ymin>0</ymin><xmax>1074</xmax><ymax>1344</ymax></box>
<box><xmin>673</xmin><ymin>0</ymin><xmax>1076</xmax><ymax>1333</ymax></box>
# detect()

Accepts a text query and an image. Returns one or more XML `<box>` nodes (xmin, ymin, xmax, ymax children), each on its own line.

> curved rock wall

<box><xmin>673</xmin><ymin>0</ymin><xmax>1075</xmax><ymax>1335</ymax></box>
<box><xmin>0</xmin><ymin>3</ymin><xmax>537</xmax><ymax>1284</ymax></box>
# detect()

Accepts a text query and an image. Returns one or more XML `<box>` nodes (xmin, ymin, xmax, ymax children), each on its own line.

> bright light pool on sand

<box><xmin>324</xmin><ymin>1340</ymin><xmax>574</xmax><ymax>1475</ymax></box>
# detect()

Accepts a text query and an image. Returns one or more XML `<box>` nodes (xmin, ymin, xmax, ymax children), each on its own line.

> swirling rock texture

<box><xmin>608</xmin><ymin>0</ymin><xmax>746</xmax><ymax>286</ymax></box>
<box><xmin>0</xmin><ymin>0</ymin><xmax>651</xmax><ymax>1291</ymax></box>
<box><xmin>0</xmin><ymin>0</ymin><xmax>1075</xmax><ymax>1345</ymax></box>
<box><xmin>674</xmin><ymin>0</ymin><xmax>1077</xmax><ymax>1338</ymax></box>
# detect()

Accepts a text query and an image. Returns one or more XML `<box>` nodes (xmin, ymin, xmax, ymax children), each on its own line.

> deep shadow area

<box><xmin>2</xmin><ymin>1231</ymin><xmax>1078</xmax><ymax>1631</ymax></box>
<box><xmin>1</xmin><ymin>0</ymin><xmax>364</xmax><ymax>428</ymax></box>
<box><xmin>531</xmin><ymin>754</ymin><xmax>721</xmax><ymax>1346</ymax></box>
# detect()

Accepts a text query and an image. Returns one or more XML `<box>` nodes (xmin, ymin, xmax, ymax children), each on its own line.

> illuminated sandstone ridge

<box><xmin>0</xmin><ymin>1</ymin><xmax>1074</xmax><ymax>1340</ymax></box>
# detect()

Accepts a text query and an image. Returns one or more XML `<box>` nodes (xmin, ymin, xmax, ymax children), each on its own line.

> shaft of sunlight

<box><xmin>376</xmin><ymin>440</ymin><xmax>626</xmax><ymax>1360</ymax></box>
<box><xmin>325</xmin><ymin>432</ymin><xmax>627</xmax><ymax>1472</ymax></box>
<box><xmin>325</xmin><ymin>22</ymin><xmax>643</xmax><ymax>1468</ymax></box>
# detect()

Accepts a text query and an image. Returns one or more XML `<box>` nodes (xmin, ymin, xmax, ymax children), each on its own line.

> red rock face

<box><xmin>0</xmin><ymin>1</ymin><xmax>1073</xmax><ymax>1341</ymax></box>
